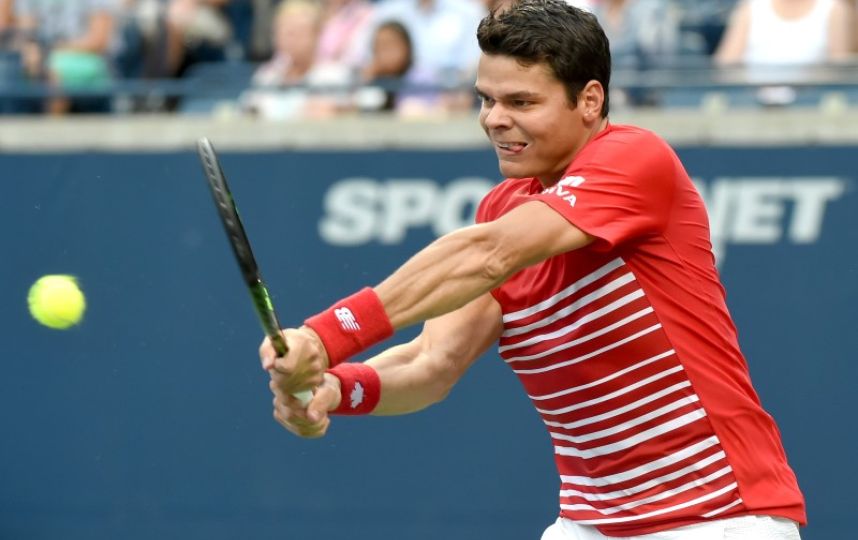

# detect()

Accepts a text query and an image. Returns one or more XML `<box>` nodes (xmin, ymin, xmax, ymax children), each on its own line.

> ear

<box><xmin>579</xmin><ymin>80</ymin><xmax>605</xmax><ymax>122</ymax></box>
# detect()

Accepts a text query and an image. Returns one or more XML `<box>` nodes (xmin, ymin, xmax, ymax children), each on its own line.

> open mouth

<box><xmin>496</xmin><ymin>142</ymin><xmax>528</xmax><ymax>155</ymax></box>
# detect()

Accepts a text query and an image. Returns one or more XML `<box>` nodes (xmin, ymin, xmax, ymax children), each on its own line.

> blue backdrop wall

<box><xmin>1</xmin><ymin>146</ymin><xmax>855</xmax><ymax>540</ymax></box>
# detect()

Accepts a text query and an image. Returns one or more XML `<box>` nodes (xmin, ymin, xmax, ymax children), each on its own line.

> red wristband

<box><xmin>304</xmin><ymin>287</ymin><xmax>394</xmax><ymax>367</ymax></box>
<box><xmin>328</xmin><ymin>363</ymin><xmax>381</xmax><ymax>415</ymax></box>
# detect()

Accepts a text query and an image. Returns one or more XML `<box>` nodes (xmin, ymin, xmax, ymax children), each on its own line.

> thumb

<box><xmin>307</xmin><ymin>383</ymin><xmax>339</xmax><ymax>423</ymax></box>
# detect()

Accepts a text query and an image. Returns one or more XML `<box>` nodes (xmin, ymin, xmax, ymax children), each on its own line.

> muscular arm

<box><xmin>267</xmin><ymin>200</ymin><xmax>589</xmax><ymax>435</ymax></box>
<box><xmin>272</xmin><ymin>294</ymin><xmax>502</xmax><ymax>437</ymax></box>
<box><xmin>366</xmin><ymin>293</ymin><xmax>503</xmax><ymax>415</ymax></box>
<box><xmin>376</xmin><ymin>199</ymin><xmax>592</xmax><ymax>330</ymax></box>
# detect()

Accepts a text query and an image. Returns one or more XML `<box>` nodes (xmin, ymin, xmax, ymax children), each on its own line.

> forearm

<box><xmin>376</xmin><ymin>224</ymin><xmax>510</xmax><ymax>330</ymax></box>
<box><xmin>374</xmin><ymin>201</ymin><xmax>592</xmax><ymax>331</ymax></box>
<box><xmin>361</xmin><ymin>340</ymin><xmax>455</xmax><ymax>415</ymax></box>
<box><xmin>351</xmin><ymin>293</ymin><xmax>503</xmax><ymax>416</ymax></box>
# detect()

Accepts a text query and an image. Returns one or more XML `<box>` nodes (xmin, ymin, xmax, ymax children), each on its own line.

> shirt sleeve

<box><xmin>531</xmin><ymin>130</ymin><xmax>678</xmax><ymax>251</ymax></box>
<box><xmin>475</xmin><ymin>184</ymin><xmax>498</xmax><ymax>224</ymax></box>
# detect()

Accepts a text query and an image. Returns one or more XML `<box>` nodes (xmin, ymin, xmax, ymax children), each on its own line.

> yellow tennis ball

<box><xmin>27</xmin><ymin>275</ymin><xmax>86</xmax><ymax>329</ymax></box>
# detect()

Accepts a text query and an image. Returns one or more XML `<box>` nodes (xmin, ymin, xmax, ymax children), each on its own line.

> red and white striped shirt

<box><xmin>476</xmin><ymin>124</ymin><xmax>805</xmax><ymax>537</ymax></box>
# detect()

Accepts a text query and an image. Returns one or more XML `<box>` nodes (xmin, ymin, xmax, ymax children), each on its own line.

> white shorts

<box><xmin>541</xmin><ymin>515</ymin><xmax>801</xmax><ymax>540</ymax></box>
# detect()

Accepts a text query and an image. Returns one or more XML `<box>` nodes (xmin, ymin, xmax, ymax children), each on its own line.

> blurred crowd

<box><xmin>0</xmin><ymin>0</ymin><xmax>856</xmax><ymax>116</ymax></box>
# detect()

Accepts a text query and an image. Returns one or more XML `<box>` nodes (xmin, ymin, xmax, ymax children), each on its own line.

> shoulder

<box><xmin>571</xmin><ymin>124</ymin><xmax>684</xmax><ymax>195</ymax></box>
<box><xmin>483</xmin><ymin>177</ymin><xmax>533</xmax><ymax>206</ymax></box>
<box><xmin>586</xmin><ymin>124</ymin><xmax>675</xmax><ymax>167</ymax></box>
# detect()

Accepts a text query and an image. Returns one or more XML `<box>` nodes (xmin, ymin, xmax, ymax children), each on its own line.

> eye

<box><xmin>512</xmin><ymin>99</ymin><xmax>532</xmax><ymax>108</ymax></box>
<box><xmin>480</xmin><ymin>95</ymin><xmax>495</xmax><ymax>106</ymax></box>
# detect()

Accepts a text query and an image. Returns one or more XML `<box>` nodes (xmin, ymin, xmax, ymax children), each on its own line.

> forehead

<box><xmin>376</xmin><ymin>26</ymin><xmax>405</xmax><ymax>41</ymax></box>
<box><xmin>475</xmin><ymin>53</ymin><xmax>561</xmax><ymax>95</ymax></box>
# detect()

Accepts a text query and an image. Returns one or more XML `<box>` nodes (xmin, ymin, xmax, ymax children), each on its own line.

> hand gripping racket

<box><xmin>197</xmin><ymin>137</ymin><xmax>313</xmax><ymax>406</ymax></box>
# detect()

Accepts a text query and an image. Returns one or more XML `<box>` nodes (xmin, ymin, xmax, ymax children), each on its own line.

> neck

<box><xmin>537</xmin><ymin>117</ymin><xmax>609</xmax><ymax>188</ymax></box>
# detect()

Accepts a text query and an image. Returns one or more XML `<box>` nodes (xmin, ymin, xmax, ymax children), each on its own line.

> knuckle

<box><xmin>275</xmin><ymin>358</ymin><xmax>295</xmax><ymax>375</ymax></box>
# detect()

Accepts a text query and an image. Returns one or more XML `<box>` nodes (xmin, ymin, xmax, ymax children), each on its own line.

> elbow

<box><xmin>465</xmin><ymin>224</ymin><xmax>518</xmax><ymax>288</ymax></box>
<box><xmin>423</xmin><ymin>356</ymin><xmax>462</xmax><ymax>406</ymax></box>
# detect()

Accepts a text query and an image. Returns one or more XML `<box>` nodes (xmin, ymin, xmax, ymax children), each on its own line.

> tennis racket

<box><xmin>197</xmin><ymin>137</ymin><xmax>313</xmax><ymax>406</ymax></box>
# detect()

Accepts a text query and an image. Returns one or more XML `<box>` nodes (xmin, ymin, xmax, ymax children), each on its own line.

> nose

<box><xmin>481</xmin><ymin>102</ymin><xmax>512</xmax><ymax>132</ymax></box>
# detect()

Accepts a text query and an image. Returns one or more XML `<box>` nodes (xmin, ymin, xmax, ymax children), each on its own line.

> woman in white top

<box><xmin>715</xmin><ymin>0</ymin><xmax>853</xmax><ymax>65</ymax></box>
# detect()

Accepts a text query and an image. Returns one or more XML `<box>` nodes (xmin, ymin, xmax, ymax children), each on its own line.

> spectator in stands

<box><xmin>241</xmin><ymin>0</ymin><xmax>346</xmax><ymax>119</ymax></box>
<box><xmin>316</xmin><ymin>0</ymin><xmax>375</xmax><ymax>72</ymax></box>
<box><xmin>589</xmin><ymin>0</ymin><xmax>679</xmax><ymax>106</ymax></box>
<box><xmin>590</xmin><ymin>0</ymin><xmax>679</xmax><ymax>70</ymax></box>
<box><xmin>714</xmin><ymin>0</ymin><xmax>853</xmax><ymax>66</ymax></box>
<box><xmin>373</xmin><ymin>0</ymin><xmax>485</xmax><ymax>114</ymax></box>
<box><xmin>0</xmin><ymin>0</ymin><xmax>39</xmax><ymax>113</ymax></box>
<box><xmin>0</xmin><ymin>0</ymin><xmax>12</xmax><ymax>34</ymax></box>
<box><xmin>13</xmin><ymin>0</ymin><xmax>123</xmax><ymax>114</ymax></box>
<box><xmin>166</xmin><ymin>0</ymin><xmax>233</xmax><ymax>74</ymax></box>
<box><xmin>354</xmin><ymin>19</ymin><xmax>413</xmax><ymax>112</ymax></box>
<box><xmin>135</xmin><ymin>0</ymin><xmax>233</xmax><ymax>78</ymax></box>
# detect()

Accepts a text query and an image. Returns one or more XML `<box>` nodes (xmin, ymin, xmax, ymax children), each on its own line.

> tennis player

<box><xmin>260</xmin><ymin>1</ymin><xmax>806</xmax><ymax>538</ymax></box>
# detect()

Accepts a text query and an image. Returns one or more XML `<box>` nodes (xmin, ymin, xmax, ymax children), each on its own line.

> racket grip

<box><xmin>293</xmin><ymin>389</ymin><xmax>313</xmax><ymax>406</ymax></box>
<box><xmin>269</xmin><ymin>333</ymin><xmax>314</xmax><ymax>406</ymax></box>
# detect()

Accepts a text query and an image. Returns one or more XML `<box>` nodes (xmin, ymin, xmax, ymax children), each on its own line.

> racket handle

<box><xmin>293</xmin><ymin>389</ymin><xmax>313</xmax><ymax>407</ymax></box>
<box><xmin>269</xmin><ymin>333</ymin><xmax>315</xmax><ymax>407</ymax></box>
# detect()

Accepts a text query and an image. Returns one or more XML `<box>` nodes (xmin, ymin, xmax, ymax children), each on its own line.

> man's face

<box><xmin>476</xmin><ymin>54</ymin><xmax>588</xmax><ymax>186</ymax></box>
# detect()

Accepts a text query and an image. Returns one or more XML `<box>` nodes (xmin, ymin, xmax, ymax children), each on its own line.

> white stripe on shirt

<box><xmin>544</xmin><ymin>381</ymin><xmax>692</xmax><ymax>430</ymax></box>
<box><xmin>501</xmin><ymin>299</ymin><xmax>649</xmax><ymax>355</ymax></box>
<box><xmin>531</xmin><ymin>349</ymin><xmax>675</xmax><ymax>401</ymax></box>
<box><xmin>562</xmin><ymin>467</ymin><xmax>734</xmax><ymax>516</ymax></box>
<box><xmin>537</xmin><ymin>366</ymin><xmax>686</xmax><ymax>416</ymax></box>
<box><xmin>559</xmin><ymin>436</ymin><xmax>722</xmax><ymax>487</ymax></box>
<box><xmin>503</xmin><ymin>258</ymin><xmax>625</xmax><ymax>323</ymax></box>
<box><xmin>554</xmin><ymin>410</ymin><xmax>708</xmax><ymax>459</ymax></box>
<box><xmin>512</xmin><ymin>324</ymin><xmax>662</xmax><ymax>373</ymax></box>
<box><xmin>559</xmin><ymin>451</ymin><xmax>727</xmax><ymax>501</ymax></box>
<box><xmin>502</xmin><ymin>273</ymin><xmax>637</xmax><ymax>338</ymax></box>
<box><xmin>566</xmin><ymin>482</ymin><xmax>738</xmax><ymax>525</ymax></box>
<box><xmin>549</xmin><ymin>395</ymin><xmax>701</xmax><ymax>444</ymax></box>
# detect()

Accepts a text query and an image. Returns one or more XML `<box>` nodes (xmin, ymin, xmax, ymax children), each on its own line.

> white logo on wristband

<box><xmin>350</xmin><ymin>381</ymin><xmax>365</xmax><ymax>408</ymax></box>
<box><xmin>334</xmin><ymin>307</ymin><xmax>360</xmax><ymax>331</ymax></box>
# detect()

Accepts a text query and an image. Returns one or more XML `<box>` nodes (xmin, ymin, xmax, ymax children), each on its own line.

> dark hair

<box><xmin>477</xmin><ymin>0</ymin><xmax>611</xmax><ymax>116</ymax></box>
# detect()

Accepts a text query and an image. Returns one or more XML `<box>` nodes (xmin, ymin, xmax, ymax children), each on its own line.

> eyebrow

<box><xmin>474</xmin><ymin>87</ymin><xmax>542</xmax><ymax>101</ymax></box>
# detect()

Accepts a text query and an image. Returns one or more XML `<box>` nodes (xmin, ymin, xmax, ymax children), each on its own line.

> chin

<box><xmin>498</xmin><ymin>160</ymin><xmax>533</xmax><ymax>180</ymax></box>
